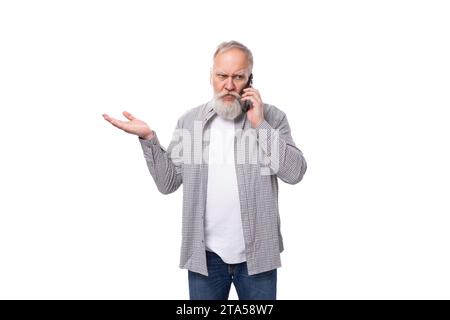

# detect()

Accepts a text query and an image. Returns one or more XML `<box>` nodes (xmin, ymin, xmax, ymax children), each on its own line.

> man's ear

<box><xmin>209</xmin><ymin>68</ymin><xmax>213</xmax><ymax>85</ymax></box>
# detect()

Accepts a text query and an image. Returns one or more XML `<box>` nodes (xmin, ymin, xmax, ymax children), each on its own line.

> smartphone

<box><xmin>241</xmin><ymin>73</ymin><xmax>253</xmax><ymax>113</ymax></box>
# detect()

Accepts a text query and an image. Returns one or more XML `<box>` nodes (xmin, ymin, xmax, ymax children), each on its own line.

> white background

<box><xmin>1</xmin><ymin>0</ymin><xmax>449</xmax><ymax>299</ymax></box>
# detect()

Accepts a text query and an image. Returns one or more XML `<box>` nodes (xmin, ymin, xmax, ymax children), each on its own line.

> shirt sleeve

<box><xmin>255</xmin><ymin>114</ymin><xmax>307</xmax><ymax>184</ymax></box>
<box><xmin>139</xmin><ymin>120</ymin><xmax>184</xmax><ymax>194</ymax></box>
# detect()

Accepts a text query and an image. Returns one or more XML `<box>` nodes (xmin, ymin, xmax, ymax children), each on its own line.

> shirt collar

<box><xmin>202</xmin><ymin>99</ymin><xmax>247</xmax><ymax>130</ymax></box>
<box><xmin>202</xmin><ymin>99</ymin><xmax>217</xmax><ymax>126</ymax></box>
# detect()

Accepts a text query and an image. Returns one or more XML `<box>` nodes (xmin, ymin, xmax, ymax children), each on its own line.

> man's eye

<box><xmin>217</xmin><ymin>74</ymin><xmax>227</xmax><ymax>79</ymax></box>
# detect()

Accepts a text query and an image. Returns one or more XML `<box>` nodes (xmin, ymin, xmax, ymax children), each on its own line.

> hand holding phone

<box><xmin>241</xmin><ymin>73</ymin><xmax>253</xmax><ymax>113</ymax></box>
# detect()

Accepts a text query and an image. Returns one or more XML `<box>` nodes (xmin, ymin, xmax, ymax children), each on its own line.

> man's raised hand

<box><xmin>102</xmin><ymin>111</ymin><xmax>154</xmax><ymax>140</ymax></box>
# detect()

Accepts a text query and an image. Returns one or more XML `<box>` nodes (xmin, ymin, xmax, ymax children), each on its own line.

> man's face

<box><xmin>211</xmin><ymin>48</ymin><xmax>251</xmax><ymax>104</ymax></box>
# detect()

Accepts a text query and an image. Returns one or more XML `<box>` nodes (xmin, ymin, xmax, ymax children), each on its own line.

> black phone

<box><xmin>241</xmin><ymin>73</ymin><xmax>253</xmax><ymax>113</ymax></box>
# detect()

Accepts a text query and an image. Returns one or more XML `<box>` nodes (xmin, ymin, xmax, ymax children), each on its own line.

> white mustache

<box><xmin>218</xmin><ymin>92</ymin><xmax>241</xmax><ymax>99</ymax></box>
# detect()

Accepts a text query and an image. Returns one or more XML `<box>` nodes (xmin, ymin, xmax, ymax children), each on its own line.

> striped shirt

<box><xmin>139</xmin><ymin>100</ymin><xmax>307</xmax><ymax>276</ymax></box>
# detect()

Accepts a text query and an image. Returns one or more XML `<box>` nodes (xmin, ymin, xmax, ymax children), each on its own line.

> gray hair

<box><xmin>213</xmin><ymin>40</ymin><xmax>253</xmax><ymax>72</ymax></box>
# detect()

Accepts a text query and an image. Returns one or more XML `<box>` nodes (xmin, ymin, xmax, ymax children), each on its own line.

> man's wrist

<box><xmin>140</xmin><ymin>131</ymin><xmax>154</xmax><ymax>140</ymax></box>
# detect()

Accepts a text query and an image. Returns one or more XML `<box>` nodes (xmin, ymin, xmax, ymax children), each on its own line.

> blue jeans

<box><xmin>188</xmin><ymin>250</ymin><xmax>277</xmax><ymax>300</ymax></box>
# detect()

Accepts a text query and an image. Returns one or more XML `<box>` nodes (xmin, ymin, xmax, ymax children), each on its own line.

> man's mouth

<box><xmin>221</xmin><ymin>93</ymin><xmax>240</xmax><ymax>101</ymax></box>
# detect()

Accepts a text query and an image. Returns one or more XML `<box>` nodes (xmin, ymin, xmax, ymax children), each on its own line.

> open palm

<box><xmin>102</xmin><ymin>111</ymin><xmax>153</xmax><ymax>140</ymax></box>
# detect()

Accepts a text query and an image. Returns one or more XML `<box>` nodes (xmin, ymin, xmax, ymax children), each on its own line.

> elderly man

<box><xmin>103</xmin><ymin>40</ymin><xmax>307</xmax><ymax>300</ymax></box>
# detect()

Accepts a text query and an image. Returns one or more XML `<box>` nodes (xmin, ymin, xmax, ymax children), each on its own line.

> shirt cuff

<box><xmin>254</xmin><ymin>119</ymin><xmax>280</xmax><ymax>158</ymax></box>
<box><xmin>138</xmin><ymin>131</ymin><xmax>160</xmax><ymax>163</ymax></box>
<box><xmin>255</xmin><ymin>119</ymin><xmax>273</xmax><ymax>133</ymax></box>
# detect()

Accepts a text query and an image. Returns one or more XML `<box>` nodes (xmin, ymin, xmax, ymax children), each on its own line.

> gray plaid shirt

<box><xmin>139</xmin><ymin>100</ymin><xmax>307</xmax><ymax>276</ymax></box>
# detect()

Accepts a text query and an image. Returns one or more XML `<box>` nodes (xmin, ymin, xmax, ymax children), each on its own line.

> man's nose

<box><xmin>224</xmin><ymin>77</ymin><xmax>236</xmax><ymax>91</ymax></box>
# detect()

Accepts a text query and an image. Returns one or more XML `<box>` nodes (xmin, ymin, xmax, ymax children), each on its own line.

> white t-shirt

<box><xmin>204</xmin><ymin>115</ymin><xmax>246</xmax><ymax>264</ymax></box>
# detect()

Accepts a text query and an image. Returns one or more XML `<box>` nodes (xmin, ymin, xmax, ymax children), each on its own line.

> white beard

<box><xmin>212</xmin><ymin>94</ymin><xmax>242</xmax><ymax>120</ymax></box>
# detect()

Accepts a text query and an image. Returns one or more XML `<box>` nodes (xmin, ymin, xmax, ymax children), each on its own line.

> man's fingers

<box><xmin>241</xmin><ymin>92</ymin><xmax>262</xmax><ymax>105</ymax></box>
<box><xmin>103</xmin><ymin>114</ymin><xmax>126</xmax><ymax>130</ymax></box>
<box><xmin>102</xmin><ymin>113</ymin><xmax>115</xmax><ymax>123</ymax></box>
<box><xmin>123</xmin><ymin>111</ymin><xmax>136</xmax><ymax>121</ymax></box>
